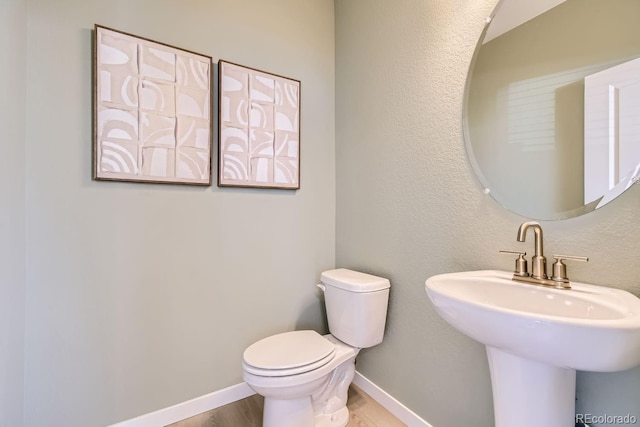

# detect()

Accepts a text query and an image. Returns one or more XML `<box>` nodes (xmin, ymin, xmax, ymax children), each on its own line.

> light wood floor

<box><xmin>167</xmin><ymin>384</ymin><xmax>406</xmax><ymax>427</ymax></box>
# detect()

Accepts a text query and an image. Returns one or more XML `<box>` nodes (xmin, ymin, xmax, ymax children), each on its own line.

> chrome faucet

<box><xmin>516</xmin><ymin>221</ymin><xmax>547</xmax><ymax>279</ymax></box>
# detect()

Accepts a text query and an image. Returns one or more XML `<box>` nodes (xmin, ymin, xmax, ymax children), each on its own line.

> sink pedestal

<box><xmin>487</xmin><ymin>347</ymin><xmax>576</xmax><ymax>427</ymax></box>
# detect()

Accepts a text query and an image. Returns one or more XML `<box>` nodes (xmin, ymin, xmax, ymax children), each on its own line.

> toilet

<box><xmin>242</xmin><ymin>268</ymin><xmax>391</xmax><ymax>427</ymax></box>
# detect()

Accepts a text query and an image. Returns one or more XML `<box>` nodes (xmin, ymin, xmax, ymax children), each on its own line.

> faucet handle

<box><xmin>500</xmin><ymin>250</ymin><xmax>529</xmax><ymax>277</ymax></box>
<box><xmin>550</xmin><ymin>254</ymin><xmax>589</xmax><ymax>283</ymax></box>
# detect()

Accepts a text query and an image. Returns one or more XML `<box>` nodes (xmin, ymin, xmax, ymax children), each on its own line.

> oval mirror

<box><xmin>465</xmin><ymin>0</ymin><xmax>640</xmax><ymax>220</ymax></box>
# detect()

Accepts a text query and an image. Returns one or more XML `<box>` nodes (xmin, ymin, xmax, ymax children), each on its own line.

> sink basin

<box><xmin>425</xmin><ymin>270</ymin><xmax>640</xmax><ymax>427</ymax></box>
<box><xmin>425</xmin><ymin>269</ymin><xmax>640</xmax><ymax>372</ymax></box>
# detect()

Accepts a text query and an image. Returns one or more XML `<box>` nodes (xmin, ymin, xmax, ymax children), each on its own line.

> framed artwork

<box><xmin>218</xmin><ymin>60</ymin><xmax>301</xmax><ymax>189</ymax></box>
<box><xmin>93</xmin><ymin>25</ymin><xmax>212</xmax><ymax>185</ymax></box>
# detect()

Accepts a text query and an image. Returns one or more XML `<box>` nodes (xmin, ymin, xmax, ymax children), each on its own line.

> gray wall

<box><xmin>22</xmin><ymin>1</ymin><xmax>335</xmax><ymax>426</ymax></box>
<box><xmin>0</xmin><ymin>1</ymin><xmax>27</xmax><ymax>426</ymax></box>
<box><xmin>8</xmin><ymin>1</ymin><xmax>640</xmax><ymax>426</ymax></box>
<box><xmin>335</xmin><ymin>1</ymin><xmax>640</xmax><ymax>426</ymax></box>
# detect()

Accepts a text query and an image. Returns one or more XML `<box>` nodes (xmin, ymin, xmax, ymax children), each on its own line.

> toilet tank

<box><xmin>319</xmin><ymin>268</ymin><xmax>390</xmax><ymax>348</ymax></box>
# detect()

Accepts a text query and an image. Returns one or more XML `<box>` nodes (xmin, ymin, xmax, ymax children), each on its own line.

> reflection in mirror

<box><xmin>465</xmin><ymin>0</ymin><xmax>640</xmax><ymax>220</ymax></box>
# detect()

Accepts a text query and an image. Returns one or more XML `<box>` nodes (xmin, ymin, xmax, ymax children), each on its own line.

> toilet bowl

<box><xmin>243</xmin><ymin>332</ymin><xmax>358</xmax><ymax>427</ymax></box>
<box><xmin>242</xmin><ymin>269</ymin><xmax>390</xmax><ymax>427</ymax></box>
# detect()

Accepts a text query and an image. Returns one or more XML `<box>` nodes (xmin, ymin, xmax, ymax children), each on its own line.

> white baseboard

<box><xmin>106</xmin><ymin>382</ymin><xmax>255</xmax><ymax>427</ymax></box>
<box><xmin>353</xmin><ymin>372</ymin><xmax>433</xmax><ymax>427</ymax></box>
<box><xmin>107</xmin><ymin>371</ymin><xmax>432</xmax><ymax>427</ymax></box>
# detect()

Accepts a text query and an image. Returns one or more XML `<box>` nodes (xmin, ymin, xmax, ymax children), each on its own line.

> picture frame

<box><xmin>218</xmin><ymin>60</ymin><xmax>301</xmax><ymax>189</ymax></box>
<box><xmin>93</xmin><ymin>25</ymin><xmax>213</xmax><ymax>185</ymax></box>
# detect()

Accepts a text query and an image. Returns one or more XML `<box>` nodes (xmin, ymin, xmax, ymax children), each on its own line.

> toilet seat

<box><xmin>243</xmin><ymin>330</ymin><xmax>336</xmax><ymax>377</ymax></box>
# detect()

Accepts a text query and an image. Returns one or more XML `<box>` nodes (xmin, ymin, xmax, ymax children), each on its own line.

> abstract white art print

<box><xmin>94</xmin><ymin>25</ymin><xmax>212</xmax><ymax>185</ymax></box>
<box><xmin>218</xmin><ymin>60</ymin><xmax>300</xmax><ymax>189</ymax></box>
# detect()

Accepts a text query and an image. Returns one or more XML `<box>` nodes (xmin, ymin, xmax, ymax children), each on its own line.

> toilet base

<box><xmin>260</xmin><ymin>358</ymin><xmax>355</xmax><ymax>427</ymax></box>
<box><xmin>315</xmin><ymin>407</ymin><xmax>349</xmax><ymax>427</ymax></box>
<box><xmin>312</xmin><ymin>354</ymin><xmax>355</xmax><ymax>427</ymax></box>
<box><xmin>263</xmin><ymin>396</ymin><xmax>314</xmax><ymax>427</ymax></box>
<box><xmin>262</xmin><ymin>396</ymin><xmax>349</xmax><ymax>427</ymax></box>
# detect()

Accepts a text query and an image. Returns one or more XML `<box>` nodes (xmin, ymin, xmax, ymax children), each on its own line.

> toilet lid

<box><xmin>243</xmin><ymin>330</ymin><xmax>336</xmax><ymax>377</ymax></box>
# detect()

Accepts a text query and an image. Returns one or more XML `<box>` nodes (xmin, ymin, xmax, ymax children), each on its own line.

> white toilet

<box><xmin>242</xmin><ymin>268</ymin><xmax>390</xmax><ymax>427</ymax></box>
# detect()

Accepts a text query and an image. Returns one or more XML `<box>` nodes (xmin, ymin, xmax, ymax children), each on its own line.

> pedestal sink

<box><xmin>425</xmin><ymin>270</ymin><xmax>640</xmax><ymax>427</ymax></box>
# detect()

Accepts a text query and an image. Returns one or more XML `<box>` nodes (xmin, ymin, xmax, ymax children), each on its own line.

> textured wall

<box><xmin>0</xmin><ymin>1</ymin><xmax>27</xmax><ymax>426</ymax></box>
<box><xmin>23</xmin><ymin>1</ymin><xmax>335</xmax><ymax>426</ymax></box>
<box><xmin>335</xmin><ymin>1</ymin><xmax>640</xmax><ymax>426</ymax></box>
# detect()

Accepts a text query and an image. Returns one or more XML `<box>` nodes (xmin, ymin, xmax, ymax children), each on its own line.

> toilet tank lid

<box><xmin>321</xmin><ymin>268</ymin><xmax>390</xmax><ymax>292</ymax></box>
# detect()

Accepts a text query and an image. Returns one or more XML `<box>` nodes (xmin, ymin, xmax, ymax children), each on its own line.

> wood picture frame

<box><xmin>218</xmin><ymin>60</ymin><xmax>301</xmax><ymax>189</ymax></box>
<box><xmin>93</xmin><ymin>25</ymin><xmax>213</xmax><ymax>185</ymax></box>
